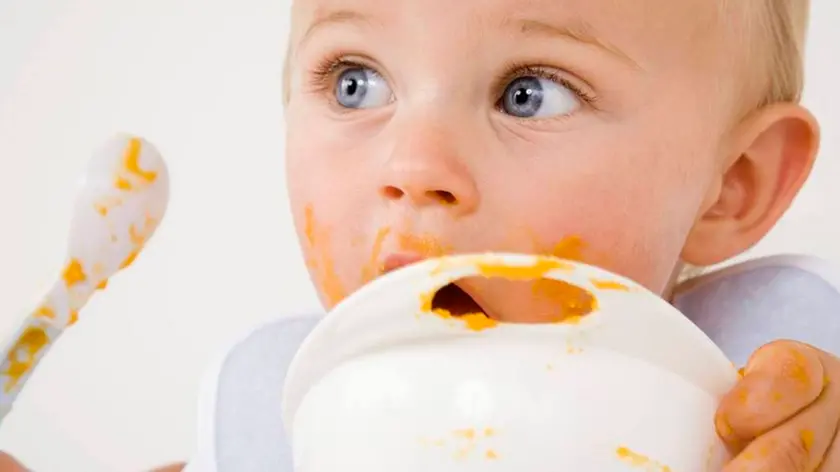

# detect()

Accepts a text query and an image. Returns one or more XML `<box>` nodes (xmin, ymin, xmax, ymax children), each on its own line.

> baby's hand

<box><xmin>716</xmin><ymin>341</ymin><xmax>840</xmax><ymax>471</ymax></box>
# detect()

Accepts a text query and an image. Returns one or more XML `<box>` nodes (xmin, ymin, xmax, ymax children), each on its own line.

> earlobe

<box><xmin>682</xmin><ymin>103</ymin><xmax>820</xmax><ymax>266</ymax></box>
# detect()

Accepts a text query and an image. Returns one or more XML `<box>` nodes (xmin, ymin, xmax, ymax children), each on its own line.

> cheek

<box><xmin>286</xmin><ymin>115</ymin><xmax>367</xmax><ymax>222</ymax></box>
<box><xmin>287</xmin><ymin>116</ymin><xmax>394</xmax><ymax>307</ymax></box>
<box><xmin>499</xmin><ymin>149</ymin><xmax>708</xmax><ymax>293</ymax></box>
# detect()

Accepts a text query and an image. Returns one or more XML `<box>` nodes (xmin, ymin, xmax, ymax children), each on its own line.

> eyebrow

<box><xmin>511</xmin><ymin>18</ymin><xmax>639</xmax><ymax>69</ymax></box>
<box><xmin>297</xmin><ymin>10</ymin><xmax>375</xmax><ymax>50</ymax></box>
<box><xmin>295</xmin><ymin>10</ymin><xmax>639</xmax><ymax>70</ymax></box>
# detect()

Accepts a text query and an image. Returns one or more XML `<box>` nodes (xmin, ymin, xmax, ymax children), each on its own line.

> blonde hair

<box><xmin>728</xmin><ymin>0</ymin><xmax>811</xmax><ymax>109</ymax></box>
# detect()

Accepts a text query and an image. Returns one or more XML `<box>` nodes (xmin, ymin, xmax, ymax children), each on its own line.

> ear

<box><xmin>682</xmin><ymin>104</ymin><xmax>820</xmax><ymax>266</ymax></box>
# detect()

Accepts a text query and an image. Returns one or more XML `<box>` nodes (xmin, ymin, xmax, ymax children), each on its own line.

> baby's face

<box><xmin>284</xmin><ymin>0</ymin><xmax>743</xmax><ymax>319</ymax></box>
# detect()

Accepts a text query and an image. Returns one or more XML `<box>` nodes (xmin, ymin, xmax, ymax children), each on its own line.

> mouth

<box><xmin>430</xmin><ymin>282</ymin><xmax>489</xmax><ymax>317</ymax></box>
<box><xmin>382</xmin><ymin>252</ymin><xmax>490</xmax><ymax>318</ymax></box>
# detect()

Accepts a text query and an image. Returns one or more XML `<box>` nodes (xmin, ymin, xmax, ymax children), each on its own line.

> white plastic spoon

<box><xmin>0</xmin><ymin>134</ymin><xmax>170</xmax><ymax>423</ymax></box>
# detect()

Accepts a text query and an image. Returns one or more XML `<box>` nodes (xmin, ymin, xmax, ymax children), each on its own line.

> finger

<box><xmin>818</xmin><ymin>357</ymin><xmax>840</xmax><ymax>471</ymax></box>
<box><xmin>716</xmin><ymin>341</ymin><xmax>825</xmax><ymax>449</ymax></box>
<box><xmin>817</xmin><ymin>427</ymin><xmax>840</xmax><ymax>471</ymax></box>
<box><xmin>722</xmin><ymin>351</ymin><xmax>840</xmax><ymax>472</ymax></box>
<box><xmin>150</xmin><ymin>464</ymin><xmax>186</xmax><ymax>472</ymax></box>
<box><xmin>0</xmin><ymin>452</ymin><xmax>27</xmax><ymax>472</ymax></box>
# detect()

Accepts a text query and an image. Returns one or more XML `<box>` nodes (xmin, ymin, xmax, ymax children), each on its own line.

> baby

<box><xmin>193</xmin><ymin>0</ymin><xmax>840</xmax><ymax>469</ymax></box>
<box><xmin>3</xmin><ymin>0</ymin><xmax>839</xmax><ymax>470</ymax></box>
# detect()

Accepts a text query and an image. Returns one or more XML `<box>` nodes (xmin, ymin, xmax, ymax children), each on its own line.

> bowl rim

<box><xmin>281</xmin><ymin>253</ymin><xmax>739</xmax><ymax>439</ymax></box>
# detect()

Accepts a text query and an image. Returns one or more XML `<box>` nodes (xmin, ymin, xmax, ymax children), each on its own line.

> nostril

<box><xmin>427</xmin><ymin>190</ymin><xmax>457</xmax><ymax>205</ymax></box>
<box><xmin>382</xmin><ymin>186</ymin><xmax>404</xmax><ymax>200</ymax></box>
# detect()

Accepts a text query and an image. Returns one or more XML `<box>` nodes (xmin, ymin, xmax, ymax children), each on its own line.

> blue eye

<box><xmin>334</xmin><ymin>67</ymin><xmax>392</xmax><ymax>109</ymax></box>
<box><xmin>501</xmin><ymin>76</ymin><xmax>580</xmax><ymax>118</ymax></box>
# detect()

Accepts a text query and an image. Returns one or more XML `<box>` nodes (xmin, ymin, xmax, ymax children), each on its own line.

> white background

<box><xmin>0</xmin><ymin>1</ymin><xmax>837</xmax><ymax>470</ymax></box>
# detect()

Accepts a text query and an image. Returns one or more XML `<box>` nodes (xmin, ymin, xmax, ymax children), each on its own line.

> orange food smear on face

<box><xmin>95</xmin><ymin>204</ymin><xmax>108</xmax><ymax>216</ymax></box>
<box><xmin>398</xmin><ymin>233</ymin><xmax>446</xmax><ymax>257</ymax></box>
<box><xmin>550</xmin><ymin>235</ymin><xmax>586</xmax><ymax>261</ymax></box>
<box><xmin>615</xmin><ymin>446</ymin><xmax>671</xmax><ymax>471</ymax></box>
<box><xmin>123</xmin><ymin>137</ymin><xmax>157</xmax><ymax>182</ymax></box>
<box><xmin>68</xmin><ymin>311</ymin><xmax>79</xmax><ymax>325</ymax></box>
<box><xmin>96</xmin><ymin>280</ymin><xmax>108</xmax><ymax>290</ymax></box>
<box><xmin>62</xmin><ymin>259</ymin><xmax>87</xmax><ymax>287</ymax></box>
<box><xmin>303</xmin><ymin>206</ymin><xmax>319</xmax><ymax>274</ymax></box>
<box><xmin>361</xmin><ymin>227</ymin><xmax>391</xmax><ymax>283</ymax></box>
<box><xmin>303</xmin><ymin>205</ymin><xmax>346</xmax><ymax>307</ymax></box>
<box><xmin>485</xmin><ymin>449</ymin><xmax>498</xmax><ymax>459</ymax></box>
<box><xmin>320</xmin><ymin>261</ymin><xmax>345</xmax><ymax>307</ymax></box>
<box><xmin>3</xmin><ymin>327</ymin><xmax>49</xmax><ymax>392</ymax></box>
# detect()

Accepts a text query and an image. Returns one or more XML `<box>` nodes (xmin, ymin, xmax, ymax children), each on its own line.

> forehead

<box><xmin>290</xmin><ymin>0</ymin><xmax>726</xmax><ymax>65</ymax></box>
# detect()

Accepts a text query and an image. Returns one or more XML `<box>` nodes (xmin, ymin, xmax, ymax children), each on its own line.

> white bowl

<box><xmin>283</xmin><ymin>254</ymin><xmax>738</xmax><ymax>472</ymax></box>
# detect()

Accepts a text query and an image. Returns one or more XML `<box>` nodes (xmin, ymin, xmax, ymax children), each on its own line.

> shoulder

<box><xmin>674</xmin><ymin>255</ymin><xmax>840</xmax><ymax>364</ymax></box>
<box><xmin>186</xmin><ymin>314</ymin><xmax>322</xmax><ymax>472</ymax></box>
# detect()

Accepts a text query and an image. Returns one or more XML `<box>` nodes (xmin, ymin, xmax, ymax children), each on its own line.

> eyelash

<box><xmin>493</xmin><ymin>62</ymin><xmax>597</xmax><ymax>107</ymax></box>
<box><xmin>307</xmin><ymin>54</ymin><xmax>371</xmax><ymax>99</ymax></box>
<box><xmin>306</xmin><ymin>54</ymin><xmax>598</xmax><ymax>108</ymax></box>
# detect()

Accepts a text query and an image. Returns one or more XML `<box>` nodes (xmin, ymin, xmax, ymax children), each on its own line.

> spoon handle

<box><xmin>0</xmin><ymin>278</ymin><xmax>92</xmax><ymax>423</ymax></box>
<box><xmin>0</xmin><ymin>314</ymin><xmax>64</xmax><ymax>422</ymax></box>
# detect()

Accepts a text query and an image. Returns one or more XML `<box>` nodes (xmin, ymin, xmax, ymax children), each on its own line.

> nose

<box><xmin>380</xmin><ymin>120</ymin><xmax>479</xmax><ymax>215</ymax></box>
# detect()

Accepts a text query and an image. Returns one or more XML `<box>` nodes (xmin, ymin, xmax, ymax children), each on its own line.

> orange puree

<box><xmin>2</xmin><ymin>327</ymin><xmax>49</xmax><ymax>392</ymax></box>
<box><xmin>398</xmin><ymin>233</ymin><xmax>447</xmax><ymax>257</ymax></box>
<box><xmin>433</xmin><ymin>308</ymin><xmax>498</xmax><ymax>331</ymax></box>
<box><xmin>304</xmin><ymin>205</ymin><xmax>346</xmax><ymax>306</ymax></box>
<box><xmin>550</xmin><ymin>235</ymin><xmax>586</xmax><ymax>261</ymax></box>
<box><xmin>616</xmin><ymin>446</ymin><xmax>672</xmax><ymax>471</ymax></box>
<box><xmin>591</xmin><ymin>279</ymin><xmax>629</xmax><ymax>291</ymax></box>
<box><xmin>361</xmin><ymin>227</ymin><xmax>391</xmax><ymax>283</ymax></box>
<box><xmin>123</xmin><ymin>137</ymin><xmax>157</xmax><ymax>182</ymax></box>
<box><xmin>62</xmin><ymin>259</ymin><xmax>87</xmax><ymax>287</ymax></box>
